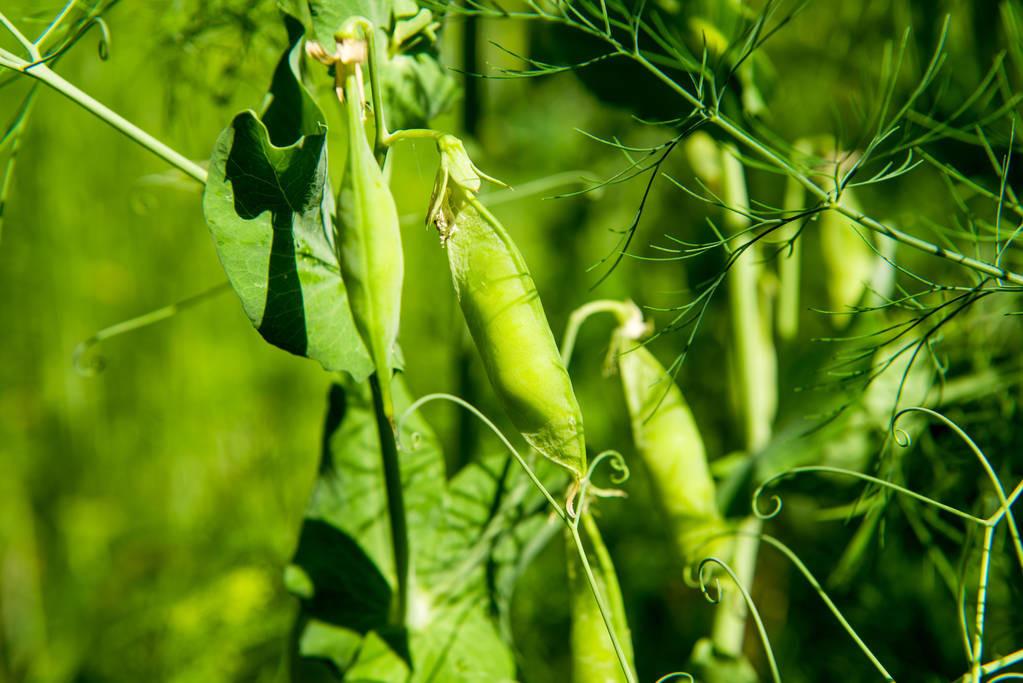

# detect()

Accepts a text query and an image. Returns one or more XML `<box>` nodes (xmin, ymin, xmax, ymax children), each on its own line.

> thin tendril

<box><xmin>757</xmin><ymin>534</ymin><xmax>895</xmax><ymax>681</ymax></box>
<box><xmin>697</xmin><ymin>556</ymin><xmax>782</xmax><ymax>683</ymax></box>
<box><xmin>397</xmin><ymin>393</ymin><xmax>567</xmax><ymax>522</ymax></box>
<box><xmin>654</xmin><ymin>674</ymin><xmax>695</xmax><ymax>683</ymax></box>
<box><xmin>752</xmin><ymin>465</ymin><xmax>988</xmax><ymax>526</ymax></box>
<box><xmin>893</xmin><ymin>407</ymin><xmax>1023</xmax><ymax>569</ymax></box>
<box><xmin>72</xmin><ymin>282</ymin><xmax>231</xmax><ymax>376</ymax></box>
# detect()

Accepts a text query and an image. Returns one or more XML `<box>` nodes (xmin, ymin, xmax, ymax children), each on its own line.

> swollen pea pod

<box><xmin>613</xmin><ymin>302</ymin><xmax>728</xmax><ymax>567</ymax></box>
<box><xmin>567</xmin><ymin>512</ymin><xmax>636</xmax><ymax>683</ymax></box>
<box><xmin>427</xmin><ymin>136</ymin><xmax>586</xmax><ymax>479</ymax></box>
<box><xmin>334</xmin><ymin>39</ymin><xmax>403</xmax><ymax>416</ymax></box>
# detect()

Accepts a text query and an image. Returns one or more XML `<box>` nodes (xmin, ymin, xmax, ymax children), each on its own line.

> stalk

<box><xmin>370</xmin><ymin>374</ymin><xmax>410</xmax><ymax>625</ymax></box>
<box><xmin>26</xmin><ymin>63</ymin><xmax>207</xmax><ymax>184</ymax></box>
<box><xmin>711</xmin><ymin>144</ymin><xmax>775</xmax><ymax>659</ymax></box>
<box><xmin>775</xmin><ymin>140</ymin><xmax>812</xmax><ymax>342</ymax></box>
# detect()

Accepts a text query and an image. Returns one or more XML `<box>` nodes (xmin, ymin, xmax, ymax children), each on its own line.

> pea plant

<box><xmin>1</xmin><ymin>0</ymin><xmax>1022</xmax><ymax>682</ymax></box>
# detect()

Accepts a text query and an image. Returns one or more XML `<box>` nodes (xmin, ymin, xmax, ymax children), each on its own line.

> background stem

<box><xmin>711</xmin><ymin>143</ymin><xmax>776</xmax><ymax>659</ymax></box>
<box><xmin>26</xmin><ymin>63</ymin><xmax>207</xmax><ymax>184</ymax></box>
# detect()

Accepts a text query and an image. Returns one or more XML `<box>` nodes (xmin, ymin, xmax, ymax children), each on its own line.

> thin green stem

<box><xmin>895</xmin><ymin>407</ymin><xmax>1023</xmax><ymax>570</ymax></box>
<box><xmin>970</xmin><ymin>525</ymin><xmax>995</xmax><ymax>682</ymax></box>
<box><xmin>754</xmin><ymin>466</ymin><xmax>989</xmax><ymax>526</ymax></box>
<box><xmin>0</xmin><ymin>83</ymin><xmax>39</xmax><ymax>242</ymax></box>
<box><xmin>699</xmin><ymin>555</ymin><xmax>781</xmax><ymax>683</ymax></box>
<box><xmin>72</xmin><ymin>282</ymin><xmax>230</xmax><ymax>375</ymax></box>
<box><xmin>347</xmin><ymin>18</ymin><xmax>390</xmax><ymax>159</ymax></box>
<box><xmin>17</xmin><ymin>64</ymin><xmax>207</xmax><ymax>183</ymax></box>
<box><xmin>560</xmin><ymin>299</ymin><xmax>633</xmax><ymax>365</ymax></box>
<box><xmin>759</xmin><ymin>534</ymin><xmax>894</xmax><ymax>681</ymax></box>
<box><xmin>982</xmin><ymin>648</ymin><xmax>1023</xmax><ymax>676</ymax></box>
<box><xmin>370</xmin><ymin>374</ymin><xmax>410</xmax><ymax>627</ymax></box>
<box><xmin>838</xmin><ymin>206</ymin><xmax>1023</xmax><ymax>287</ymax></box>
<box><xmin>0</xmin><ymin>11</ymin><xmax>39</xmax><ymax>58</ymax></box>
<box><xmin>399</xmin><ymin>393</ymin><xmax>567</xmax><ymax>521</ymax></box>
<box><xmin>36</xmin><ymin>0</ymin><xmax>76</xmax><ymax>46</ymax></box>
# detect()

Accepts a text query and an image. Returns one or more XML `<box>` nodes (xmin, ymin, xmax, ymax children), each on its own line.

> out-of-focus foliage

<box><xmin>1</xmin><ymin>1</ymin><xmax>1021</xmax><ymax>683</ymax></box>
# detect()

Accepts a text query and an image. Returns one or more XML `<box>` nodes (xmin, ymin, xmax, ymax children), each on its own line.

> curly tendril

<box><xmin>892</xmin><ymin>426</ymin><xmax>912</xmax><ymax>448</ymax></box>
<box><xmin>587</xmin><ymin>449</ymin><xmax>630</xmax><ymax>485</ymax></box>
<box><xmin>571</xmin><ymin>449</ymin><xmax>630</xmax><ymax>519</ymax></box>
<box><xmin>752</xmin><ymin>465</ymin><xmax>987</xmax><ymax>526</ymax></box>
<box><xmin>751</xmin><ymin>481</ymin><xmax>785</xmax><ymax>520</ymax></box>
<box><xmin>697</xmin><ymin>556</ymin><xmax>782</xmax><ymax>683</ymax></box>
<box><xmin>654</xmin><ymin>673</ymin><xmax>695</xmax><ymax>683</ymax></box>
<box><xmin>29</xmin><ymin>15</ymin><xmax>112</xmax><ymax>68</ymax></box>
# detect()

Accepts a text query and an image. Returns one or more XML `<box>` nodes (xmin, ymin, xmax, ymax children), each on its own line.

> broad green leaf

<box><xmin>287</xmin><ymin>378</ymin><xmax>553</xmax><ymax>681</ymax></box>
<box><xmin>203</xmin><ymin>113</ymin><xmax>374</xmax><ymax>379</ymax></box>
<box><xmin>380</xmin><ymin>50</ymin><xmax>460</xmax><ymax>131</ymax></box>
<box><xmin>303</xmin><ymin>0</ymin><xmax>392</xmax><ymax>44</ymax></box>
<box><xmin>203</xmin><ymin>21</ymin><xmax>374</xmax><ymax>379</ymax></box>
<box><xmin>263</xmin><ymin>15</ymin><xmax>328</xmax><ymax>147</ymax></box>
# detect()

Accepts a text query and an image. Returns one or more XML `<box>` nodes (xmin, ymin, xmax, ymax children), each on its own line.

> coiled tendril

<box><xmin>697</xmin><ymin>556</ymin><xmax>782</xmax><ymax>683</ymax></box>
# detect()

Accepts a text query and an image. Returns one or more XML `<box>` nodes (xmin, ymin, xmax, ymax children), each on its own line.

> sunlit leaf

<box><xmin>202</xmin><ymin>22</ymin><xmax>374</xmax><ymax>379</ymax></box>
<box><xmin>286</xmin><ymin>378</ymin><xmax>550</xmax><ymax>681</ymax></box>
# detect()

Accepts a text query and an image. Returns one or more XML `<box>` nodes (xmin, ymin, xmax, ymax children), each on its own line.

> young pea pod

<box><xmin>335</xmin><ymin>54</ymin><xmax>403</xmax><ymax>412</ymax></box>
<box><xmin>614</xmin><ymin>303</ymin><xmax>727</xmax><ymax>567</ymax></box>
<box><xmin>820</xmin><ymin>185</ymin><xmax>874</xmax><ymax>329</ymax></box>
<box><xmin>428</xmin><ymin>136</ymin><xmax>586</xmax><ymax>479</ymax></box>
<box><xmin>567</xmin><ymin>512</ymin><xmax>636</xmax><ymax>683</ymax></box>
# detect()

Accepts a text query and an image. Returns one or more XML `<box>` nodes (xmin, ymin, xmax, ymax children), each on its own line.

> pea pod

<box><xmin>428</xmin><ymin>136</ymin><xmax>586</xmax><ymax>478</ymax></box>
<box><xmin>613</xmin><ymin>303</ymin><xmax>726</xmax><ymax>566</ymax></box>
<box><xmin>567</xmin><ymin>512</ymin><xmax>635</xmax><ymax>683</ymax></box>
<box><xmin>335</xmin><ymin>56</ymin><xmax>403</xmax><ymax>412</ymax></box>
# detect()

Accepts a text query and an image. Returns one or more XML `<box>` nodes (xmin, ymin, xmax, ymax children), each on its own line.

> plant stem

<box><xmin>24</xmin><ymin>63</ymin><xmax>207</xmax><ymax>184</ymax></box>
<box><xmin>834</xmin><ymin>204</ymin><xmax>1023</xmax><ymax>287</ymax></box>
<box><xmin>625</xmin><ymin>48</ymin><xmax>1023</xmax><ymax>287</ymax></box>
<box><xmin>970</xmin><ymin>524</ymin><xmax>995</xmax><ymax>682</ymax></box>
<box><xmin>0</xmin><ymin>11</ymin><xmax>38</xmax><ymax>56</ymax></box>
<box><xmin>560</xmin><ymin>299</ymin><xmax>633</xmax><ymax>365</ymax></box>
<box><xmin>775</xmin><ymin>143</ymin><xmax>809</xmax><ymax>341</ymax></box>
<box><xmin>712</xmin><ymin>144</ymin><xmax>775</xmax><ymax>659</ymax></box>
<box><xmin>370</xmin><ymin>374</ymin><xmax>410</xmax><ymax>626</ymax></box>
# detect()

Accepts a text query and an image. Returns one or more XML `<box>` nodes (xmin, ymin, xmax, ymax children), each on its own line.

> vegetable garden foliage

<box><xmin>1</xmin><ymin>1</ymin><xmax>1023</xmax><ymax>682</ymax></box>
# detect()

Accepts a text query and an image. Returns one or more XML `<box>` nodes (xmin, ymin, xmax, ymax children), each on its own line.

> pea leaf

<box><xmin>287</xmin><ymin>377</ymin><xmax>560</xmax><ymax>681</ymax></box>
<box><xmin>280</xmin><ymin>0</ymin><xmax>458</xmax><ymax>130</ymax></box>
<box><xmin>381</xmin><ymin>49</ymin><xmax>460</xmax><ymax>131</ymax></box>
<box><xmin>202</xmin><ymin>22</ymin><xmax>374</xmax><ymax>379</ymax></box>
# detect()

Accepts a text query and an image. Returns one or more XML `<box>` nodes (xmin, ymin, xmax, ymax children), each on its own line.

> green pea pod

<box><xmin>567</xmin><ymin>512</ymin><xmax>635</xmax><ymax>683</ymax></box>
<box><xmin>820</xmin><ymin>186</ymin><xmax>874</xmax><ymax>328</ymax></box>
<box><xmin>335</xmin><ymin>67</ymin><xmax>403</xmax><ymax>412</ymax></box>
<box><xmin>614</xmin><ymin>304</ymin><xmax>726</xmax><ymax>566</ymax></box>
<box><xmin>428</xmin><ymin>136</ymin><xmax>586</xmax><ymax>479</ymax></box>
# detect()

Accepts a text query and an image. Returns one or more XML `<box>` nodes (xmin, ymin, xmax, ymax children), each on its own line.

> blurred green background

<box><xmin>1</xmin><ymin>1</ymin><xmax>1021</xmax><ymax>682</ymax></box>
